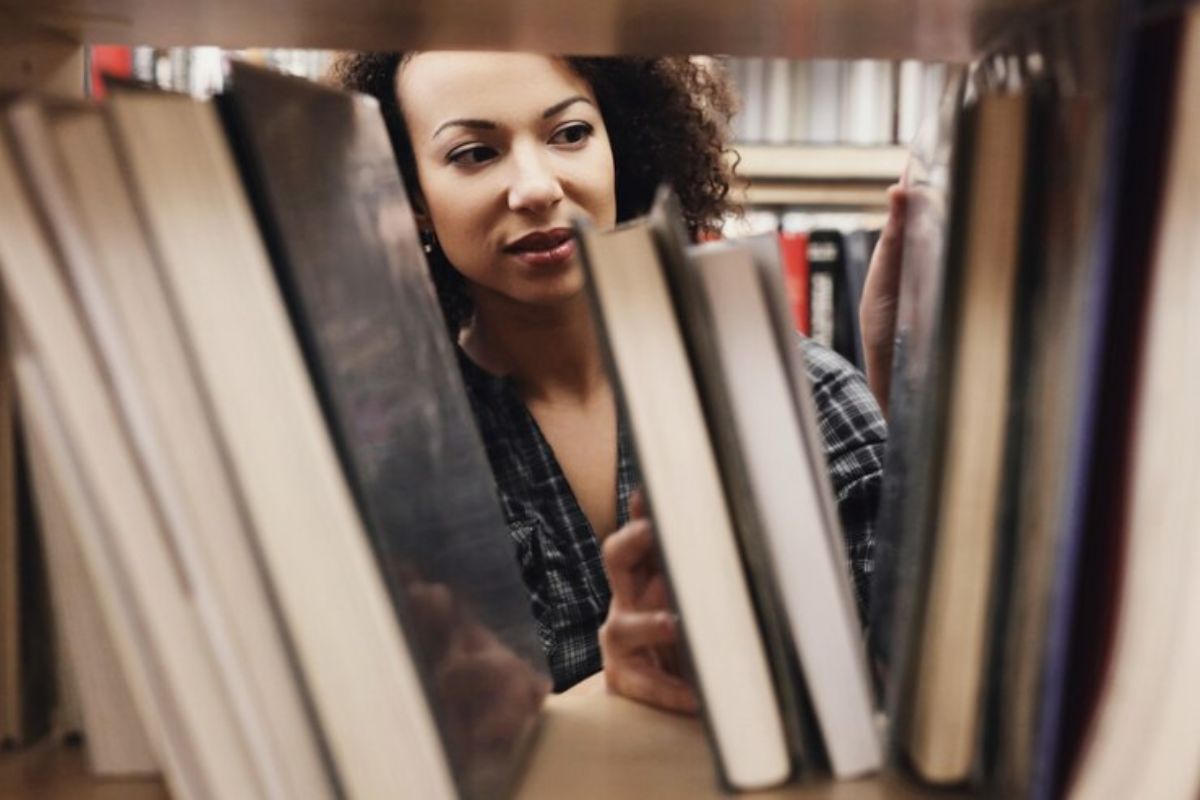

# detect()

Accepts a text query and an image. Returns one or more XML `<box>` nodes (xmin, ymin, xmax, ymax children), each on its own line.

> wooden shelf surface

<box><xmin>733</xmin><ymin>145</ymin><xmax>909</xmax><ymax>183</ymax></box>
<box><xmin>0</xmin><ymin>0</ymin><xmax>1033</xmax><ymax>60</ymax></box>
<box><xmin>0</xmin><ymin>683</ymin><xmax>960</xmax><ymax>799</ymax></box>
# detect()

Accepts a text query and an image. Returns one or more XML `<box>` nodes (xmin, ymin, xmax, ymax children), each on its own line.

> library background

<box><xmin>0</xmin><ymin>0</ymin><xmax>1196</xmax><ymax>798</ymax></box>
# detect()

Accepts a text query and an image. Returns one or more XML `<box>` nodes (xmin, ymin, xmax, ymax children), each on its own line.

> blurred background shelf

<box><xmin>0</xmin><ymin>0</ymin><xmax>1044</xmax><ymax>60</ymax></box>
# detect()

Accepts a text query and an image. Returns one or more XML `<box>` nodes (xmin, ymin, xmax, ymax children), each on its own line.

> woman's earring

<box><xmin>420</xmin><ymin>228</ymin><xmax>437</xmax><ymax>254</ymax></box>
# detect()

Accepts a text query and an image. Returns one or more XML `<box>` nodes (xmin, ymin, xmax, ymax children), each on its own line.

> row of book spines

<box><xmin>726</xmin><ymin>58</ymin><xmax>948</xmax><ymax>147</ymax></box>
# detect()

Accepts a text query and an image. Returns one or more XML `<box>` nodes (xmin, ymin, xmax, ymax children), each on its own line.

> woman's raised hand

<box><xmin>598</xmin><ymin>490</ymin><xmax>699</xmax><ymax>714</ymax></box>
<box><xmin>859</xmin><ymin>181</ymin><xmax>909</xmax><ymax>418</ymax></box>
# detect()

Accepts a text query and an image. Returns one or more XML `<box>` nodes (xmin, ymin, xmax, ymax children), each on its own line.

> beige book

<box><xmin>906</xmin><ymin>92</ymin><xmax>1030</xmax><ymax>783</ymax></box>
<box><xmin>22</xmin><ymin>368</ymin><xmax>158</xmax><ymax>777</ymax></box>
<box><xmin>0</xmin><ymin>118</ymin><xmax>262</xmax><ymax>800</ymax></box>
<box><xmin>107</xmin><ymin>87</ymin><xmax>455</xmax><ymax>800</ymax></box>
<box><xmin>577</xmin><ymin>214</ymin><xmax>791</xmax><ymax>791</ymax></box>
<box><xmin>16</xmin><ymin>99</ymin><xmax>334</xmax><ymax>797</ymax></box>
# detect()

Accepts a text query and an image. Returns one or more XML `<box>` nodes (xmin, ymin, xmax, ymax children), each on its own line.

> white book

<box><xmin>576</xmin><ymin>198</ymin><xmax>790</xmax><ymax>791</ymax></box>
<box><xmin>788</xmin><ymin>61</ymin><xmax>812</xmax><ymax>142</ymax></box>
<box><xmin>688</xmin><ymin>241</ymin><xmax>882</xmax><ymax>777</ymax></box>
<box><xmin>22</xmin><ymin>363</ymin><xmax>158</xmax><ymax>778</ymax></box>
<box><xmin>806</xmin><ymin>60</ymin><xmax>843</xmax><ymax>144</ymax></box>
<box><xmin>14</xmin><ymin>100</ymin><xmax>335</xmax><ymax>798</ymax></box>
<box><xmin>107</xmin><ymin>87</ymin><xmax>456</xmax><ymax>800</ymax></box>
<box><xmin>764</xmin><ymin>58</ymin><xmax>793</xmax><ymax>144</ymax></box>
<box><xmin>0</xmin><ymin>130</ymin><xmax>259</xmax><ymax>800</ymax></box>
<box><xmin>841</xmin><ymin>60</ymin><xmax>894</xmax><ymax>145</ymax></box>
<box><xmin>897</xmin><ymin>60</ymin><xmax>924</xmax><ymax>145</ymax></box>
<box><xmin>741</xmin><ymin>57</ymin><xmax>768</xmax><ymax>142</ymax></box>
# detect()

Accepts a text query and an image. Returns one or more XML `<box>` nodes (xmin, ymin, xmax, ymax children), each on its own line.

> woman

<box><xmin>330</xmin><ymin>51</ymin><xmax>904</xmax><ymax>711</ymax></box>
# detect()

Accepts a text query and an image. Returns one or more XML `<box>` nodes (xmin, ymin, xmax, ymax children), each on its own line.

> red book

<box><xmin>778</xmin><ymin>232</ymin><xmax>809</xmax><ymax>334</ymax></box>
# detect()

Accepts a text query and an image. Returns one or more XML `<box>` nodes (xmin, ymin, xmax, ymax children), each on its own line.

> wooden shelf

<box><xmin>0</xmin><ymin>685</ymin><xmax>960</xmax><ymax>800</ymax></box>
<box><xmin>729</xmin><ymin>145</ymin><xmax>905</xmax><ymax>209</ymax></box>
<box><xmin>734</xmin><ymin>145</ymin><xmax>909</xmax><ymax>182</ymax></box>
<box><xmin>0</xmin><ymin>0</ymin><xmax>1006</xmax><ymax>60</ymax></box>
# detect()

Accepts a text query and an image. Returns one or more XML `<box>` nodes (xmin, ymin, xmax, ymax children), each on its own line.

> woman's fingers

<box><xmin>604</xmin><ymin>660</ymin><xmax>700</xmax><ymax>715</ymax></box>
<box><xmin>603</xmin><ymin>518</ymin><xmax>655</xmax><ymax>602</ymax></box>
<box><xmin>600</xmin><ymin>608</ymin><xmax>679</xmax><ymax>654</ymax></box>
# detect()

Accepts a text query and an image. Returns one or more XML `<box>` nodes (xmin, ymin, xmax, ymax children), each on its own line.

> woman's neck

<box><xmin>460</xmin><ymin>287</ymin><xmax>606</xmax><ymax>404</ymax></box>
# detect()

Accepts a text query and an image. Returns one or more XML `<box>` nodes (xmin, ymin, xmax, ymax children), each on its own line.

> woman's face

<box><xmin>397</xmin><ymin>52</ymin><xmax>617</xmax><ymax>311</ymax></box>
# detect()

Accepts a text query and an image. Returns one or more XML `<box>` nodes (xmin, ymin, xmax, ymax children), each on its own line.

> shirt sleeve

<box><xmin>797</xmin><ymin>336</ymin><xmax>888</xmax><ymax>622</ymax></box>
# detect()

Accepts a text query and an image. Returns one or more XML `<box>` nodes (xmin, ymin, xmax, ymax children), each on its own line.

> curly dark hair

<box><xmin>327</xmin><ymin>53</ymin><xmax>740</xmax><ymax>333</ymax></box>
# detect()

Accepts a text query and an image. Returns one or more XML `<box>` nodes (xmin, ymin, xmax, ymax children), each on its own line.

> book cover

<box><xmin>672</xmin><ymin>225</ymin><xmax>881</xmax><ymax>778</ymax></box>
<box><xmin>220</xmin><ymin>62</ymin><xmax>550</xmax><ymax>800</ymax></box>
<box><xmin>576</xmin><ymin>193</ymin><xmax>791</xmax><ymax>792</ymax></box>
<box><xmin>778</xmin><ymin>231</ymin><xmax>810</xmax><ymax>335</ymax></box>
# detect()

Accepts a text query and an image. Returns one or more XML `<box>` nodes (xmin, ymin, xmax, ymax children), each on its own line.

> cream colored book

<box><xmin>577</xmin><ymin>207</ymin><xmax>791</xmax><ymax>792</ymax></box>
<box><xmin>107</xmin><ymin>87</ymin><xmax>455</xmax><ymax>800</ymax></box>
<box><xmin>906</xmin><ymin>91</ymin><xmax>1031</xmax><ymax>783</ymax></box>
<box><xmin>22</xmin><ymin>366</ymin><xmax>158</xmax><ymax>777</ymax></box>
<box><xmin>5</xmin><ymin>96</ymin><xmax>335</xmax><ymax>797</ymax></box>
<box><xmin>0</xmin><ymin>117</ymin><xmax>262</xmax><ymax>800</ymax></box>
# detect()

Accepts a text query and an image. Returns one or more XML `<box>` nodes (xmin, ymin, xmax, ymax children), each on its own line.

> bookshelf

<box><xmin>0</xmin><ymin>685</ymin><xmax>962</xmax><ymax>800</ymax></box>
<box><xmin>0</xmin><ymin>0</ymin><xmax>985</xmax><ymax>59</ymax></box>
<box><xmin>0</xmin><ymin>1</ymin><xmax>1143</xmax><ymax>799</ymax></box>
<box><xmin>732</xmin><ymin>144</ymin><xmax>906</xmax><ymax>208</ymax></box>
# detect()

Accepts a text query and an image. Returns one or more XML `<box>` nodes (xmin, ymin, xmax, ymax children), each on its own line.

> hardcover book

<box><xmin>220</xmin><ymin>62</ymin><xmax>550</xmax><ymax>800</ymax></box>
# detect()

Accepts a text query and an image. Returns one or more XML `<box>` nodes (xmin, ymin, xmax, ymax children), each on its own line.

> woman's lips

<box><xmin>508</xmin><ymin>237</ymin><xmax>577</xmax><ymax>268</ymax></box>
<box><xmin>504</xmin><ymin>228</ymin><xmax>577</xmax><ymax>268</ymax></box>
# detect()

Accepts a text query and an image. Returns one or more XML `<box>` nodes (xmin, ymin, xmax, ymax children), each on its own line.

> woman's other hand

<box><xmin>860</xmin><ymin>181</ymin><xmax>909</xmax><ymax>418</ymax></box>
<box><xmin>598</xmin><ymin>490</ymin><xmax>699</xmax><ymax>714</ymax></box>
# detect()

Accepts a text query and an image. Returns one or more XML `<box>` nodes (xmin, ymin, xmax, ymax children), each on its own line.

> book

<box><xmin>1064</xmin><ymin>9</ymin><xmax>1200</xmax><ymax>799</ymax></box>
<box><xmin>777</xmin><ymin>231</ymin><xmax>810</xmax><ymax>334</ymax></box>
<box><xmin>576</xmin><ymin>197</ymin><xmax>791</xmax><ymax>792</ymax></box>
<box><xmin>0</xmin><ymin>110</ymin><xmax>261</xmax><ymax>799</ymax></box>
<box><xmin>22</xmin><ymin>358</ymin><xmax>157</xmax><ymax>777</ymax></box>
<box><xmin>104</xmin><ymin>84</ymin><xmax>458</xmax><ymax>800</ymax></box>
<box><xmin>740</xmin><ymin>58</ymin><xmax>767</xmax><ymax>142</ymax></box>
<box><xmin>843</xmin><ymin>228</ymin><xmax>880</xmax><ymax>371</ymax></box>
<box><xmin>867</xmin><ymin>65</ymin><xmax>966</xmax><ymax>713</ymax></box>
<box><xmin>0</xmin><ymin>301</ymin><xmax>17</xmax><ymax>747</ymax></box>
<box><xmin>904</xmin><ymin>90</ymin><xmax>1033</xmax><ymax>785</ymax></box>
<box><xmin>219</xmin><ymin>61</ymin><xmax>551</xmax><ymax>800</ymax></box>
<box><xmin>763</xmin><ymin>58</ymin><xmax>792</xmax><ymax>144</ymax></box>
<box><xmin>14</xmin><ymin>96</ymin><xmax>335</xmax><ymax>793</ymax></box>
<box><xmin>673</xmin><ymin>226</ymin><xmax>881</xmax><ymax>778</ymax></box>
<box><xmin>806</xmin><ymin>229</ymin><xmax>855</xmax><ymax>363</ymax></box>
<box><xmin>806</xmin><ymin>61</ymin><xmax>843</xmax><ymax>144</ymax></box>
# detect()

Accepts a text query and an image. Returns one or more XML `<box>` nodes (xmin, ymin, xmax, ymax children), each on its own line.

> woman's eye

<box><xmin>447</xmin><ymin>144</ymin><xmax>498</xmax><ymax>166</ymax></box>
<box><xmin>550</xmin><ymin>122</ymin><xmax>593</xmax><ymax>147</ymax></box>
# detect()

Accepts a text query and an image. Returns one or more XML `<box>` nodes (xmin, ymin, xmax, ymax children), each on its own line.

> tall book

<box><xmin>11</xmin><ymin>96</ymin><xmax>337</xmax><ymax>794</ymax></box>
<box><xmin>1065</xmin><ymin>10</ymin><xmax>1200</xmax><ymax>799</ymax></box>
<box><xmin>104</xmin><ymin>85</ymin><xmax>458</xmax><ymax>799</ymax></box>
<box><xmin>868</xmin><ymin>65</ymin><xmax>965</xmax><ymax>710</ymax></box>
<box><xmin>778</xmin><ymin>231</ymin><xmax>810</xmax><ymax>334</ymax></box>
<box><xmin>664</xmin><ymin>220</ymin><xmax>881</xmax><ymax>778</ymax></box>
<box><xmin>219</xmin><ymin>62</ymin><xmax>550</xmax><ymax>800</ymax></box>
<box><xmin>904</xmin><ymin>90</ymin><xmax>1034</xmax><ymax>785</ymax></box>
<box><xmin>0</xmin><ymin>109</ymin><xmax>261</xmax><ymax>800</ymax></box>
<box><xmin>576</xmin><ymin>197</ymin><xmax>791</xmax><ymax>792</ymax></box>
<box><xmin>806</xmin><ymin>61</ymin><xmax>843</xmax><ymax>144</ymax></box>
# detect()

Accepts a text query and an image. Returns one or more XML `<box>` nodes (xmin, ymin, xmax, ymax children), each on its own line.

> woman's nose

<box><xmin>507</xmin><ymin>145</ymin><xmax>564</xmax><ymax>214</ymax></box>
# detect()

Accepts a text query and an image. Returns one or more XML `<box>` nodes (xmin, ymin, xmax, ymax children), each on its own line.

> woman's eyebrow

<box><xmin>431</xmin><ymin>96</ymin><xmax>594</xmax><ymax>140</ymax></box>
<box><xmin>432</xmin><ymin>118</ymin><xmax>496</xmax><ymax>139</ymax></box>
<box><xmin>542</xmin><ymin>96</ymin><xmax>594</xmax><ymax>119</ymax></box>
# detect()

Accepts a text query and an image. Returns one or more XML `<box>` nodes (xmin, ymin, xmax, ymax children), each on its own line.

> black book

<box><xmin>806</xmin><ymin>229</ymin><xmax>856</xmax><ymax>366</ymax></box>
<box><xmin>867</xmin><ymin>64</ymin><xmax>968</xmax><ymax>731</ymax></box>
<box><xmin>220</xmin><ymin>63</ymin><xmax>550</xmax><ymax>800</ymax></box>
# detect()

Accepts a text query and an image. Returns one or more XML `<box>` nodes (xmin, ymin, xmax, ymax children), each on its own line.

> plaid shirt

<box><xmin>459</xmin><ymin>337</ymin><xmax>886</xmax><ymax>691</ymax></box>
